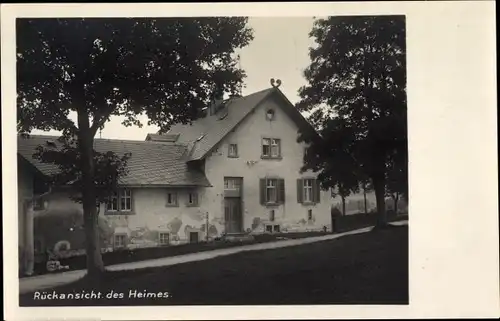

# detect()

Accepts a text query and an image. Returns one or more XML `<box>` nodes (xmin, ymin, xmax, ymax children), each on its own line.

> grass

<box><xmin>20</xmin><ymin>224</ymin><xmax>408</xmax><ymax>306</ymax></box>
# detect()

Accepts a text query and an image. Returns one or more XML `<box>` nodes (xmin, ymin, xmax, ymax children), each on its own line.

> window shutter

<box><xmin>278</xmin><ymin>179</ymin><xmax>285</xmax><ymax>204</ymax></box>
<box><xmin>194</xmin><ymin>192</ymin><xmax>199</xmax><ymax>206</ymax></box>
<box><xmin>314</xmin><ymin>179</ymin><xmax>321</xmax><ymax>203</ymax></box>
<box><xmin>260</xmin><ymin>179</ymin><xmax>266</xmax><ymax>205</ymax></box>
<box><xmin>297</xmin><ymin>179</ymin><xmax>303</xmax><ymax>203</ymax></box>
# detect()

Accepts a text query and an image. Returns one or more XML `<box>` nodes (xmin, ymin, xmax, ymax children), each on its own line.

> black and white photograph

<box><xmin>2</xmin><ymin>1</ymin><xmax>498</xmax><ymax>320</ymax></box>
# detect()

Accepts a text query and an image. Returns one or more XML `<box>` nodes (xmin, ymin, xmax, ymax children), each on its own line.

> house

<box><xmin>17</xmin><ymin>85</ymin><xmax>348</xmax><ymax>274</ymax></box>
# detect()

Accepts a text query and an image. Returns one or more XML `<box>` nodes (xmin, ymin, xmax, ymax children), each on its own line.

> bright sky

<box><xmin>31</xmin><ymin>17</ymin><xmax>316</xmax><ymax>141</ymax></box>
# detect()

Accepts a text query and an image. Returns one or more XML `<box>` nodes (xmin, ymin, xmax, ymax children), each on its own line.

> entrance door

<box><xmin>224</xmin><ymin>198</ymin><xmax>243</xmax><ymax>233</ymax></box>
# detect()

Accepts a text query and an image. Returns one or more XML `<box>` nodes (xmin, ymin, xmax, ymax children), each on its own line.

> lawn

<box><xmin>27</xmin><ymin>213</ymin><xmax>408</xmax><ymax>277</ymax></box>
<box><xmin>20</xmin><ymin>225</ymin><xmax>408</xmax><ymax>306</ymax></box>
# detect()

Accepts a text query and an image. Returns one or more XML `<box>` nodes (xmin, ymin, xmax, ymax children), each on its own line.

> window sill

<box><xmin>264</xmin><ymin>202</ymin><xmax>281</xmax><ymax>207</ymax></box>
<box><xmin>301</xmin><ymin>202</ymin><xmax>317</xmax><ymax>206</ymax></box>
<box><xmin>261</xmin><ymin>156</ymin><xmax>282</xmax><ymax>160</ymax></box>
<box><xmin>105</xmin><ymin>211</ymin><xmax>135</xmax><ymax>215</ymax></box>
<box><xmin>165</xmin><ymin>204</ymin><xmax>179</xmax><ymax>208</ymax></box>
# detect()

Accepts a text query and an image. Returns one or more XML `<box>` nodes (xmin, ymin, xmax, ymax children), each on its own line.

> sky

<box><xmin>31</xmin><ymin>17</ymin><xmax>317</xmax><ymax>141</ymax></box>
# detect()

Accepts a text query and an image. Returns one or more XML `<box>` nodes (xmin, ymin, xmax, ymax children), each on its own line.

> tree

<box><xmin>385</xmin><ymin>148</ymin><xmax>408</xmax><ymax>215</ymax></box>
<box><xmin>297</xmin><ymin>15</ymin><xmax>407</xmax><ymax>226</ymax></box>
<box><xmin>303</xmin><ymin>118</ymin><xmax>361</xmax><ymax>216</ymax></box>
<box><xmin>17</xmin><ymin>18</ymin><xmax>253</xmax><ymax>277</ymax></box>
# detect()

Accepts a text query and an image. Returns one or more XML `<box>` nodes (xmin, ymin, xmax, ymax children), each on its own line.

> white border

<box><xmin>2</xmin><ymin>1</ymin><xmax>498</xmax><ymax>320</ymax></box>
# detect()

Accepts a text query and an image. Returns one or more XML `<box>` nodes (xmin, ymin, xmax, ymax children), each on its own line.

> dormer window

<box><xmin>265</xmin><ymin>109</ymin><xmax>275</xmax><ymax>121</ymax></box>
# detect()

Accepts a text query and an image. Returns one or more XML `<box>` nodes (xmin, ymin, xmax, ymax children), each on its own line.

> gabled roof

<box><xmin>166</xmin><ymin>87</ymin><xmax>318</xmax><ymax>161</ymax></box>
<box><xmin>17</xmin><ymin>135</ymin><xmax>211</xmax><ymax>187</ymax></box>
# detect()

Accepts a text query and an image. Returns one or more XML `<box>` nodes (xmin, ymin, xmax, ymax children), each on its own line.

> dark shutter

<box><xmin>297</xmin><ymin>179</ymin><xmax>303</xmax><ymax>203</ymax></box>
<box><xmin>314</xmin><ymin>179</ymin><xmax>321</xmax><ymax>203</ymax></box>
<box><xmin>278</xmin><ymin>179</ymin><xmax>285</xmax><ymax>204</ymax></box>
<box><xmin>260</xmin><ymin>179</ymin><xmax>266</xmax><ymax>205</ymax></box>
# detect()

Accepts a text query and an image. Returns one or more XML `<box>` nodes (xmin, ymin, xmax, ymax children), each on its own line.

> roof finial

<box><xmin>270</xmin><ymin>78</ymin><xmax>282</xmax><ymax>88</ymax></box>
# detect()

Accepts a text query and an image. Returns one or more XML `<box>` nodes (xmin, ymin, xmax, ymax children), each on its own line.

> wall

<box><xmin>33</xmin><ymin>186</ymin><xmax>222</xmax><ymax>256</ymax></box>
<box><xmin>203</xmin><ymin>95</ymin><xmax>334</xmax><ymax>234</ymax></box>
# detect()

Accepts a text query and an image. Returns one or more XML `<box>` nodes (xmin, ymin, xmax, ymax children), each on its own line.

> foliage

<box><xmin>17</xmin><ymin>17</ymin><xmax>254</xmax><ymax>274</ymax></box>
<box><xmin>297</xmin><ymin>15</ymin><xmax>407</xmax><ymax>224</ymax></box>
<box><xmin>32</xmin><ymin>136</ymin><xmax>131</xmax><ymax>203</ymax></box>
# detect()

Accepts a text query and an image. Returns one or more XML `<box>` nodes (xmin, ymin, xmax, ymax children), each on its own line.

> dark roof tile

<box><xmin>17</xmin><ymin>134</ymin><xmax>211</xmax><ymax>187</ymax></box>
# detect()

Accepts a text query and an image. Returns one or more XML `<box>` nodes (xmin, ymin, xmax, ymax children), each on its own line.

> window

<box><xmin>106</xmin><ymin>189</ymin><xmax>133</xmax><ymax>213</ymax></box>
<box><xmin>269</xmin><ymin>209</ymin><xmax>275</xmax><ymax>222</ymax></box>
<box><xmin>224</xmin><ymin>178</ymin><xmax>240</xmax><ymax>190</ymax></box>
<box><xmin>228</xmin><ymin>144</ymin><xmax>238</xmax><ymax>158</ymax></box>
<box><xmin>187</xmin><ymin>192</ymin><xmax>199</xmax><ymax>207</ymax></box>
<box><xmin>303</xmin><ymin>179</ymin><xmax>314</xmax><ymax>203</ymax></box>
<box><xmin>265</xmin><ymin>109</ymin><xmax>275</xmax><ymax>121</ymax></box>
<box><xmin>166</xmin><ymin>191</ymin><xmax>178</xmax><ymax>207</ymax></box>
<box><xmin>114</xmin><ymin>234</ymin><xmax>126</xmax><ymax>248</ymax></box>
<box><xmin>271</xmin><ymin>139</ymin><xmax>280</xmax><ymax>157</ymax></box>
<box><xmin>308</xmin><ymin>209</ymin><xmax>313</xmax><ymax>221</ymax></box>
<box><xmin>297</xmin><ymin>179</ymin><xmax>320</xmax><ymax>204</ymax></box>
<box><xmin>265</xmin><ymin>224</ymin><xmax>280</xmax><ymax>233</ymax></box>
<box><xmin>260</xmin><ymin>178</ymin><xmax>285</xmax><ymax>205</ymax></box>
<box><xmin>261</xmin><ymin>138</ymin><xmax>281</xmax><ymax>158</ymax></box>
<box><xmin>120</xmin><ymin>189</ymin><xmax>132</xmax><ymax>212</ymax></box>
<box><xmin>159</xmin><ymin>233</ymin><xmax>170</xmax><ymax>245</ymax></box>
<box><xmin>266</xmin><ymin>179</ymin><xmax>277</xmax><ymax>204</ymax></box>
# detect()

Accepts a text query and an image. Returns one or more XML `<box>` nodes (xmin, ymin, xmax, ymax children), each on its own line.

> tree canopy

<box><xmin>17</xmin><ymin>17</ymin><xmax>254</xmax><ymax>275</ymax></box>
<box><xmin>297</xmin><ymin>15</ymin><xmax>407</xmax><ymax>225</ymax></box>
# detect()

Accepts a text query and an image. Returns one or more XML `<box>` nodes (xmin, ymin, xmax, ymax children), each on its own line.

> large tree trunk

<box><xmin>80</xmin><ymin>134</ymin><xmax>104</xmax><ymax>277</ymax></box>
<box><xmin>77</xmin><ymin>113</ymin><xmax>105</xmax><ymax>277</ymax></box>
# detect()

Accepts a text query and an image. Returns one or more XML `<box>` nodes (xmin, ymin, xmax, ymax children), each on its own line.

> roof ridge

<box><xmin>19</xmin><ymin>134</ymin><xmax>188</xmax><ymax>146</ymax></box>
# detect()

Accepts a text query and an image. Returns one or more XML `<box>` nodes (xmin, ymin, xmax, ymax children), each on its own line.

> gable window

<box><xmin>166</xmin><ymin>191</ymin><xmax>178</xmax><ymax>207</ymax></box>
<box><xmin>265</xmin><ymin>109</ymin><xmax>275</xmax><ymax>121</ymax></box>
<box><xmin>187</xmin><ymin>192</ymin><xmax>199</xmax><ymax>207</ymax></box>
<box><xmin>297</xmin><ymin>178</ymin><xmax>321</xmax><ymax>204</ymax></box>
<box><xmin>228</xmin><ymin>144</ymin><xmax>238</xmax><ymax>158</ymax></box>
<box><xmin>262</xmin><ymin>138</ymin><xmax>281</xmax><ymax>159</ymax></box>
<box><xmin>159</xmin><ymin>233</ymin><xmax>170</xmax><ymax>246</ymax></box>
<box><xmin>106</xmin><ymin>189</ymin><xmax>133</xmax><ymax>214</ymax></box>
<box><xmin>260</xmin><ymin>178</ymin><xmax>285</xmax><ymax>205</ymax></box>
